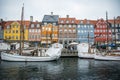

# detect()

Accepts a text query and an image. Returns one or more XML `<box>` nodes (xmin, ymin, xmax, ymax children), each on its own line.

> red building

<box><xmin>94</xmin><ymin>18</ymin><xmax>112</xmax><ymax>44</ymax></box>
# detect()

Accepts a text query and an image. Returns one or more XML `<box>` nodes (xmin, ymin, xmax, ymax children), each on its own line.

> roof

<box><xmin>59</xmin><ymin>17</ymin><xmax>77</xmax><ymax>24</ymax></box>
<box><xmin>42</xmin><ymin>15</ymin><xmax>59</xmax><ymax>23</ymax></box>
<box><xmin>77</xmin><ymin>19</ymin><xmax>97</xmax><ymax>26</ymax></box>
<box><xmin>4</xmin><ymin>20</ymin><xmax>30</xmax><ymax>29</ymax></box>
<box><xmin>29</xmin><ymin>21</ymin><xmax>41</xmax><ymax>29</ymax></box>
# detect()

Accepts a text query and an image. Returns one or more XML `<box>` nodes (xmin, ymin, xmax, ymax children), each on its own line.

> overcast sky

<box><xmin>0</xmin><ymin>0</ymin><xmax>120</xmax><ymax>21</ymax></box>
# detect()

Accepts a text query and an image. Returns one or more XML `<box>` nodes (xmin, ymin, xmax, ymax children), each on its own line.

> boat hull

<box><xmin>78</xmin><ymin>52</ymin><xmax>94</xmax><ymax>59</ymax></box>
<box><xmin>94</xmin><ymin>54</ymin><xmax>120</xmax><ymax>61</ymax></box>
<box><xmin>1</xmin><ymin>52</ymin><xmax>59</xmax><ymax>61</ymax></box>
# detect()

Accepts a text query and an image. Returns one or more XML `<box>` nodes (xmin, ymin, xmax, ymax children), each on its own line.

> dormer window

<box><xmin>7</xmin><ymin>25</ymin><xmax>10</xmax><ymax>29</ymax></box>
<box><xmin>80</xmin><ymin>21</ymin><xmax>83</xmax><ymax>24</ymax></box>
<box><xmin>37</xmin><ymin>24</ymin><xmax>40</xmax><ymax>28</ymax></box>
<box><xmin>66</xmin><ymin>20</ymin><xmax>69</xmax><ymax>23</ymax></box>
<box><xmin>72</xmin><ymin>20</ymin><xmax>74</xmax><ymax>23</ymax></box>
<box><xmin>44</xmin><ymin>22</ymin><xmax>47</xmax><ymax>26</ymax></box>
<box><xmin>31</xmin><ymin>24</ymin><xmax>34</xmax><ymax>28</ymax></box>
<box><xmin>61</xmin><ymin>20</ymin><xmax>64</xmax><ymax>23</ymax></box>
<box><xmin>87</xmin><ymin>20</ymin><xmax>90</xmax><ymax>24</ymax></box>
<box><xmin>53</xmin><ymin>23</ymin><xmax>56</xmax><ymax>26</ymax></box>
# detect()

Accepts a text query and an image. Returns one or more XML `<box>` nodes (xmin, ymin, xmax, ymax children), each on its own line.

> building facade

<box><xmin>94</xmin><ymin>19</ymin><xmax>112</xmax><ymax>45</ymax></box>
<box><xmin>77</xmin><ymin>19</ymin><xmax>95</xmax><ymax>45</ymax></box>
<box><xmin>4</xmin><ymin>21</ymin><xmax>30</xmax><ymax>42</ymax></box>
<box><xmin>58</xmin><ymin>15</ymin><xmax>77</xmax><ymax>47</ymax></box>
<box><xmin>41</xmin><ymin>12</ymin><xmax>59</xmax><ymax>47</ymax></box>
<box><xmin>108</xmin><ymin>16</ymin><xmax>120</xmax><ymax>46</ymax></box>
<box><xmin>28</xmin><ymin>21</ymin><xmax>41</xmax><ymax>46</ymax></box>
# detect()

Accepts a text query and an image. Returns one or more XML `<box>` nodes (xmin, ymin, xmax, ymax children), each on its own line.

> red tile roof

<box><xmin>59</xmin><ymin>18</ymin><xmax>77</xmax><ymax>24</ymax></box>
<box><xmin>4</xmin><ymin>20</ymin><xmax>31</xmax><ymax>29</ymax></box>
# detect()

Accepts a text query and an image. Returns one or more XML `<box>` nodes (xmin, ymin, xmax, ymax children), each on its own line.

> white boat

<box><xmin>77</xmin><ymin>43</ymin><xmax>96</xmax><ymax>59</ymax></box>
<box><xmin>1</xmin><ymin>43</ymin><xmax>63</xmax><ymax>61</ymax></box>
<box><xmin>94</xmin><ymin>50</ymin><xmax>120</xmax><ymax>61</ymax></box>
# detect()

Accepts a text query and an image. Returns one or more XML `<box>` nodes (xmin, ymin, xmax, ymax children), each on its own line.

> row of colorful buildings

<box><xmin>0</xmin><ymin>13</ymin><xmax>120</xmax><ymax>47</ymax></box>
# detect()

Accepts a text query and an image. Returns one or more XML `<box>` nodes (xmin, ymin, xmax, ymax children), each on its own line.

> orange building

<box><xmin>41</xmin><ymin>12</ymin><xmax>59</xmax><ymax>47</ymax></box>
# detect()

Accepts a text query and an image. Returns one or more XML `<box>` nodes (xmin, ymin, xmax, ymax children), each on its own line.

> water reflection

<box><xmin>77</xmin><ymin>59</ymin><xmax>120</xmax><ymax>80</ymax></box>
<box><xmin>0</xmin><ymin>61</ymin><xmax>63</xmax><ymax>80</ymax></box>
<box><xmin>0</xmin><ymin>58</ymin><xmax>120</xmax><ymax>80</ymax></box>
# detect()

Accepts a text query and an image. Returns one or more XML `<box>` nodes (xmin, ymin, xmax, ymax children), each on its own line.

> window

<box><xmin>29</xmin><ymin>29</ymin><xmax>31</xmax><ymax>32</ymax></box>
<box><xmin>59</xmin><ymin>25</ymin><xmax>62</xmax><ymax>27</ymax></box>
<box><xmin>112</xmin><ymin>24</ymin><xmax>114</xmax><ymax>27</ymax></box>
<box><xmin>64</xmin><ymin>29</ymin><xmax>67</xmax><ymax>32</ymax></box>
<box><xmin>64</xmin><ymin>25</ymin><xmax>67</xmax><ymax>28</ymax></box>
<box><xmin>66</xmin><ymin>20</ymin><xmax>69</xmax><ymax>23</ymax></box>
<box><xmin>69</xmin><ymin>29</ymin><xmax>72</xmax><ymax>32</ymax></box>
<box><xmin>78</xmin><ymin>30</ymin><xmax>80</xmax><ymax>33</ymax></box>
<box><xmin>32</xmin><ymin>29</ymin><xmax>34</xmax><ymax>32</ymax></box>
<box><xmin>73</xmin><ymin>29</ymin><xmax>76</xmax><ymax>33</ymax></box>
<box><xmin>72</xmin><ymin>20</ymin><xmax>74</xmax><ymax>23</ymax></box>
<box><xmin>38</xmin><ymin>29</ymin><xmax>40</xmax><ymax>32</ymax></box>
<box><xmin>37</xmin><ymin>24</ymin><xmax>40</xmax><ymax>28</ymax></box>
<box><xmin>16</xmin><ymin>36</ymin><xmax>18</xmax><ymax>39</ymax></box>
<box><xmin>73</xmin><ymin>25</ymin><xmax>76</xmax><ymax>28</ymax></box>
<box><xmin>78</xmin><ymin>25</ymin><xmax>80</xmax><ymax>28</ymax></box>
<box><xmin>90</xmin><ymin>25</ymin><xmax>93</xmax><ymax>28</ymax></box>
<box><xmin>13</xmin><ymin>30</ymin><xmax>15</xmax><ymax>33</ymax></box>
<box><xmin>116</xmin><ymin>24</ymin><xmax>118</xmax><ymax>27</ymax></box>
<box><xmin>84</xmin><ymin>25</ymin><xmax>86</xmax><ymax>28</ymax></box>
<box><xmin>35</xmin><ymin>29</ymin><xmax>37</xmax><ymax>32</ymax></box>
<box><xmin>44</xmin><ymin>23</ymin><xmax>47</xmax><ymax>26</ymax></box>
<box><xmin>16</xmin><ymin>25</ymin><xmax>18</xmax><ymax>28</ymax></box>
<box><xmin>59</xmin><ymin>29</ymin><xmax>62</xmax><ymax>32</ymax></box>
<box><xmin>53</xmin><ymin>23</ymin><xmax>56</xmax><ymax>26</ymax></box>
<box><xmin>61</xmin><ymin>20</ymin><xmax>64</xmax><ymax>23</ymax></box>
<box><xmin>80</xmin><ymin>21</ymin><xmax>83</xmax><ymax>24</ymax></box>
<box><xmin>69</xmin><ymin>25</ymin><xmax>71</xmax><ymax>28</ymax></box>
<box><xmin>7</xmin><ymin>25</ymin><xmax>10</xmax><ymax>29</ymax></box>
<box><xmin>100</xmin><ymin>25</ymin><xmax>102</xmax><ymax>28</ymax></box>
<box><xmin>16</xmin><ymin>30</ymin><xmax>18</xmax><ymax>33</ymax></box>
<box><xmin>31</xmin><ymin>24</ymin><xmax>34</xmax><ymax>28</ymax></box>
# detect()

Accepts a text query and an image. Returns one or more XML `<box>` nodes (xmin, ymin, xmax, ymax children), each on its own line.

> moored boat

<box><xmin>94</xmin><ymin>50</ymin><xmax>120</xmax><ymax>61</ymax></box>
<box><xmin>77</xmin><ymin>43</ymin><xmax>96</xmax><ymax>59</ymax></box>
<box><xmin>1</xmin><ymin>43</ymin><xmax>63</xmax><ymax>61</ymax></box>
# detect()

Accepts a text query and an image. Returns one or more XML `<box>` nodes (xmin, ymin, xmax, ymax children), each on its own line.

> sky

<box><xmin>0</xmin><ymin>0</ymin><xmax>120</xmax><ymax>21</ymax></box>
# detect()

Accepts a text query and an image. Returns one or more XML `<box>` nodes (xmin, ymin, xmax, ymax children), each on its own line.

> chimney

<box><xmin>0</xmin><ymin>19</ymin><xmax>3</xmax><ymax>22</ymax></box>
<box><xmin>51</xmin><ymin>12</ymin><xmax>53</xmax><ymax>15</ymax></box>
<box><xmin>66</xmin><ymin>15</ymin><xmax>69</xmax><ymax>18</ymax></box>
<box><xmin>30</xmin><ymin>16</ymin><xmax>33</xmax><ymax>22</ymax></box>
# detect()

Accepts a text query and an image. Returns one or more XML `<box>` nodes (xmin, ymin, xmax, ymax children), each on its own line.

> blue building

<box><xmin>77</xmin><ymin>19</ymin><xmax>95</xmax><ymax>45</ymax></box>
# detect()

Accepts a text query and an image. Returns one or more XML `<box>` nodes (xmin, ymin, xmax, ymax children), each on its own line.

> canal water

<box><xmin>0</xmin><ymin>58</ymin><xmax>120</xmax><ymax>80</ymax></box>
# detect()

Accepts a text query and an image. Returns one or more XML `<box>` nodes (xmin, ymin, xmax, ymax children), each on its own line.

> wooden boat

<box><xmin>1</xmin><ymin>43</ymin><xmax>63</xmax><ymax>61</ymax></box>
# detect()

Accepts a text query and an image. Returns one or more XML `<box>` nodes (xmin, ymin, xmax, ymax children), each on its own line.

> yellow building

<box><xmin>4</xmin><ymin>21</ymin><xmax>30</xmax><ymax>41</ymax></box>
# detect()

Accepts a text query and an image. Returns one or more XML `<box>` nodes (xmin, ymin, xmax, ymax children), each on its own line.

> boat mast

<box><xmin>88</xmin><ymin>31</ymin><xmax>91</xmax><ymax>53</ymax></box>
<box><xmin>114</xmin><ymin>17</ymin><xmax>116</xmax><ymax>49</ymax></box>
<box><xmin>106</xmin><ymin>11</ymin><xmax>109</xmax><ymax>51</ymax></box>
<box><xmin>20</xmin><ymin>3</ymin><xmax>24</xmax><ymax>55</ymax></box>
